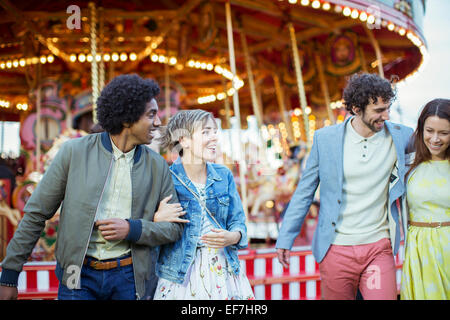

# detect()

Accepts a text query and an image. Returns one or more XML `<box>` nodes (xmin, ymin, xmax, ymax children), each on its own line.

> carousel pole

<box><xmin>225</xmin><ymin>0</ymin><xmax>248</xmax><ymax>219</ymax></box>
<box><xmin>98</xmin><ymin>7</ymin><xmax>105</xmax><ymax>92</ymax></box>
<box><xmin>364</xmin><ymin>25</ymin><xmax>384</xmax><ymax>78</ymax></box>
<box><xmin>164</xmin><ymin>44</ymin><xmax>171</xmax><ymax>124</ymax></box>
<box><xmin>273</xmin><ymin>73</ymin><xmax>294</xmax><ymax>141</ymax></box>
<box><xmin>221</xmin><ymin>78</ymin><xmax>232</xmax><ymax>129</ymax></box>
<box><xmin>359</xmin><ymin>45</ymin><xmax>368</xmax><ymax>72</ymax></box>
<box><xmin>0</xmin><ymin>120</ymin><xmax>3</xmax><ymax>155</ymax></box>
<box><xmin>109</xmin><ymin>45</ymin><xmax>115</xmax><ymax>83</ymax></box>
<box><xmin>287</xmin><ymin>22</ymin><xmax>311</xmax><ymax>148</ymax></box>
<box><xmin>255</xmin><ymin>80</ymin><xmax>264</xmax><ymax>119</ymax></box>
<box><xmin>314</xmin><ymin>50</ymin><xmax>335</xmax><ymax>124</ymax></box>
<box><xmin>89</xmin><ymin>2</ymin><xmax>99</xmax><ymax>123</ymax></box>
<box><xmin>35</xmin><ymin>63</ymin><xmax>42</xmax><ymax>173</ymax></box>
<box><xmin>221</xmin><ymin>77</ymin><xmax>234</xmax><ymax>164</ymax></box>
<box><xmin>239</xmin><ymin>26</ymin><xmax>263</xmax><ymax>129</ymax></box>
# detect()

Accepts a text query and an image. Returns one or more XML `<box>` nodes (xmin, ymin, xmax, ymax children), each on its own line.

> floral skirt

<box><xmin>154</xmin><ymin>247</ymin><xmax>255</xmax><ymax>300</ymax></box>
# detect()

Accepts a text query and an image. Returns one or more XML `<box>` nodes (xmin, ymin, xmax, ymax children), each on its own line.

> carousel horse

<box><xmin>274</xmin><ymin>160</ymin><xmax>301</xmax><ymax>218</ymax></box>
<box><xmin>0</xmin><ymin>180</ymin><xmax>21</xmax><ymax>226</ymax></box>
<box><xmin>0</xmin><ymin>200</ymin><xmax>21</xmax><ymax>227</ymax></box>
<box><xmin>247</xmin><ymin>159</ymin><xmax>300</xmax><ymax>218</ymax></box>
<box><xmin>246</xmin><ymin>160</ymin><xmax>276</xmax><ymax>217</ymax></box>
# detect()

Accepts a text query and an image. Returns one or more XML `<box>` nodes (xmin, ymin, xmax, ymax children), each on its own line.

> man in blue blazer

<box><xmin>276</xmin><ymin>73</ymin><xmax>413</xmax><ymax>300</ymax></box>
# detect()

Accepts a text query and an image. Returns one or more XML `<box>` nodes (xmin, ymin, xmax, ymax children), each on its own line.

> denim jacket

<box><xmin>155</xmin><ymin>157</ymin><xmax>248</xmax><ymax>284</ymax></box>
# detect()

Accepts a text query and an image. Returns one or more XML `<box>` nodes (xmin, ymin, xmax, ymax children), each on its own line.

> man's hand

<box><xmin>200</xmin><ymin>228</ymin><xmax>241</xmax><ymax>249</ymax></box>
<box><xmin>277</xmin><ymin>248</ymin><xmax>291</xmax><ymax>269</ymax></box>
<box><xmin>0</xmin><ymin>286</ymin><xmax>18</xmax><ymax>300</ymax></box>
<box><xmin>95</xmin><ymin>218</ymin><xmax>130</xmax><ymax>241</ymax></box>
<box><xmin>154</xmin><ymin>195</ymin><xmax>189</xmax><ymax>224</ymax></box>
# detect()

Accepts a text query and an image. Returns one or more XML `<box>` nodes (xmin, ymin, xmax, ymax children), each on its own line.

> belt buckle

<box><xmin>436</xmin><ymin>222</ymin><xmax>442</xmax><ymax>229</ymax></box>
<box><xmin>91</xmin><ymin>260</ymin><xmax>101</xmax><ymax>269</ymax></box>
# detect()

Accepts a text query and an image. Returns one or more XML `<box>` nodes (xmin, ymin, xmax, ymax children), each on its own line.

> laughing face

<box><xmin>181</xmin><ymin>116</ymin><xmax>218</xmax><ymax>164</ymax></box>
<box><xmin>423</xmin><ymin>115</ymin><xmax>450</xmax><ymax>161</ymax></box>
<box><xmin>352</xmin><ymin>96</ymin><xmax>391</xmax><ymax>136</ymax></box>
<box><xmin>128</xmin><ymin>98</ymin><xmax>161</xmax><ymax>145</ymax></box>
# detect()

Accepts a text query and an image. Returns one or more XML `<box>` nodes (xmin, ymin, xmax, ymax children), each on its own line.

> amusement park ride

<box><xmin>0</xmin><ymin>0</ymin><xmax>426</xmax><ymax>299</ymax></box>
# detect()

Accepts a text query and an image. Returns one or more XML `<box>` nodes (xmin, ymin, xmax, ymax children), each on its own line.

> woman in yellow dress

<box><xmin>401</xmin><ymin>98</ymin><xmax>450</xmax><ymax>300</ymax></box>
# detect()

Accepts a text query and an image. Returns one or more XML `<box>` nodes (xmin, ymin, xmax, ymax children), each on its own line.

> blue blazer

<box><xmin>276</xmin><ymin>117</ymin><xmax>414</xmax><ymax>263</ymax></box>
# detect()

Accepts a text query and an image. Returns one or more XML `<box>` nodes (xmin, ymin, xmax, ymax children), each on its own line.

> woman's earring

<box><xmin>180</xmin><ymin>140</ymin><xmax>189</xmax><ymax>149</ymax></box>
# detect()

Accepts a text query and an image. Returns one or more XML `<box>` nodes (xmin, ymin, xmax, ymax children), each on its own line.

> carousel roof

<box><xmin>0</xmin><ymin>0</ymin><xmax>427</xmax><ymax>126</ymax></box>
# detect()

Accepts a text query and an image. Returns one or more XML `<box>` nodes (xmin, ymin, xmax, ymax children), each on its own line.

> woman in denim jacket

<box><xmin>153</xmin><ymin>109</ymin><xmax>254</xmax><ymax>300</ymax></box>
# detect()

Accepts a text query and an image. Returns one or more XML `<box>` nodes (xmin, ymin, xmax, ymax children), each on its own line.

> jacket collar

<box><xmin>332</xmin><ymin>116</ymin><xmax>387</xmax><ymax>185</ymax></box>
<box><xmin>333</xmin><ymin>118</ymin><xmax>406</xmax><ymax>186</ymax></box>
<box><xmin>100</xmin><ymin>131</ymin><xmax>142</xmax><ymax>164</ymax></box>
<box><xmin>172</xmin><ymin>157</ymin><xmax>222</xmax><ymax>189</ymax></box>
<box><xmin>385</xmin><ymin>121</ymin><xmax>405</xmax><ymax>176</ymax></box>
<box><xmin>338</xmin><ymin>116</ymin><xmax>400</xmax><ymax>148</ymax></box>
<box><xmin>331</xmin><ymin>116</ymin><xmax>351</xmax><ymax>186</ymax></box>
<box><xmin>346</xmin><ymin>117</ymin><xmax>386</xmax><ymax>145</ymax></box>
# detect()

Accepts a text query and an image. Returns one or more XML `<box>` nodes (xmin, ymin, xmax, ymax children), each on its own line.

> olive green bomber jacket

<box><xmin>0</xmin><ymin>132</ymin><xmax>183</xmax><ymax>299</ymax></box>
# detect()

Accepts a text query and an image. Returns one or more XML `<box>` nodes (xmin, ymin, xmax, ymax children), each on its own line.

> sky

<box><xmin>392</xmin><ymin>0</ymin><xmax>450</xmax><ymax>129</ymax></box>
<box><xmin>0</xmin><ymin>121</ymin><xmax>20</xmax><ymax>158</ymax></box>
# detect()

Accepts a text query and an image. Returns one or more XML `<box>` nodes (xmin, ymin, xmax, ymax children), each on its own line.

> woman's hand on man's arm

<box><xmin>154</xmin><ymin>194</ymin><xmax>189</xmax><ymax>223</ymax></box>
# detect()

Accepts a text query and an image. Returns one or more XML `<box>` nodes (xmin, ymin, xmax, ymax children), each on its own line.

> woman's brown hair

<box><xmin>406</xmin><ymin>98</ymin><xmax>450</xmax><ymax>179</ymax></box>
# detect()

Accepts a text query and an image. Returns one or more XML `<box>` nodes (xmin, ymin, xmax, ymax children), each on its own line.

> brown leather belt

<box><xmin>83</xmin><ymin>256</ymin><xmax>133</xmax><ymax>270</ymax></box>
<box><xmin>409</xmin><ymin>221</ymin><xmax>450</xmax><ymax>228</ymax></box>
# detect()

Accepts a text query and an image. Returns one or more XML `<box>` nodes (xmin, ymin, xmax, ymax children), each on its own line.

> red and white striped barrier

<box><xmin>0</xmin><ymin>262</ymin><xmax>59</xmax><ymax>299</ymax></box>
<box><xmin>1</xmin><ymin>243</ymin><xmax>404</xmax><ymax>300</ymax></box>
<box><xmin>238</xmin><ymin>243</ymin><xmax>405</xmax><ymax>300</ymax></box>
<box><xmin>239</xmin><ymin>246</ymin><xmax>321</xmax><ymax>300</ymax></box>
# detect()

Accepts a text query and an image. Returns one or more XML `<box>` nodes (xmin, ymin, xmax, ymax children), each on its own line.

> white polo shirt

<box><xmin>333</xmin><ymin>119</ymin><xmax>396</xmax><ymax>245</ymax></box>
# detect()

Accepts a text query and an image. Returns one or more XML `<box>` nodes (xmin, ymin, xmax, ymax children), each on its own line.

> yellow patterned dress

<box><xmin>400</xmin><ymin>160</ymin><xmax>450</xmax><ymax>300</ymax></box>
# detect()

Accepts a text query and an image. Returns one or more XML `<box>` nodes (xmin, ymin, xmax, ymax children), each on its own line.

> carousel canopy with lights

<box><xmin>0</xmin><ymin>0</ymin><xmax>427</xmax><ymax>140</ymax></box>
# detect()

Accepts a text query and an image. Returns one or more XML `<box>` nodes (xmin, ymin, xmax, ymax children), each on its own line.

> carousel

<box><xmin>0</xmin><ymin>0</ymin><xmax>427</xmax><ymax>299</ymax></box>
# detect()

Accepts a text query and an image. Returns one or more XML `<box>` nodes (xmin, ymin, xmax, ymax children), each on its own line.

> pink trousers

<box><xmin>318</xmin><ymin>238</ymin><xmax>397</xmax><ymax>300</ymax></box>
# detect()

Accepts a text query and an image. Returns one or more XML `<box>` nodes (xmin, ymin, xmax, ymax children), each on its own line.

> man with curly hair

<box><xmin>276</xmin><ymin>73</ymin><xmax>414</xmax><ymax>300</ymax></box>
<box><xmin>0</xmin><ymin>74</ymin><xmax>185</xmax><ymax>300</ymax></box>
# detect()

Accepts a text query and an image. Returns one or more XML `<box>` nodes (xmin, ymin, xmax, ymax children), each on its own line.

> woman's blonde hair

<box><xmin>159</xmin><ymin>109</ymin><xmax>215</xmax><ymax>156</ymax></box>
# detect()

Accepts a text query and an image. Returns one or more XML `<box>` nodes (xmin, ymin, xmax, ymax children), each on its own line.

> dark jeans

<box><xmin>57</xmin><ymin>258</ymin><xmax>136</xmax><ymax>300</ymax></box>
